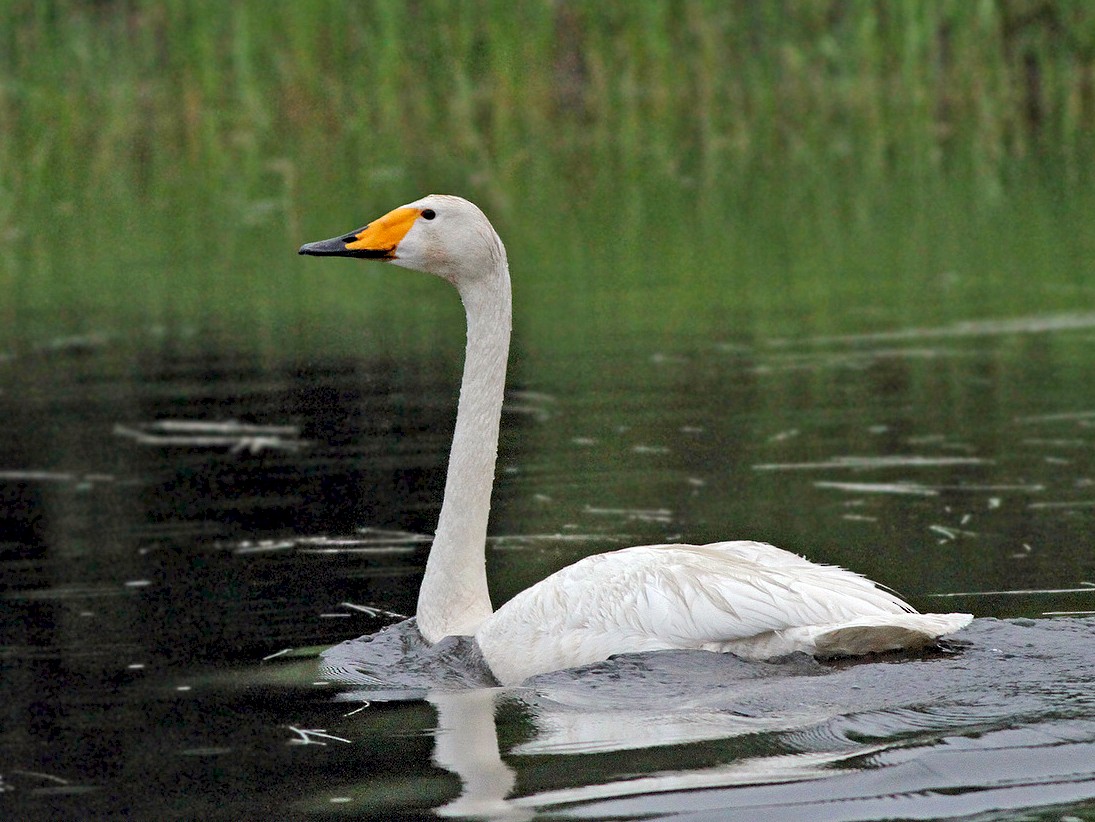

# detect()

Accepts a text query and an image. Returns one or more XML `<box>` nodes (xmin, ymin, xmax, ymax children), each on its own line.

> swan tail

<box><xmin>808</xmin><ymin>612</ymin><xmax>973</xmax><ymax>656</ymax></box>
<box><xmin>717</xmin><ymin>612</ymin><xmax>973</xmax><ymax>659</ymax></box>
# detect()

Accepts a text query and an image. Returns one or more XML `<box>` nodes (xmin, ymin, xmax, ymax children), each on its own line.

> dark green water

<box><xmin>3</xmin><ymin>169</ymin><xmax>1095</xmax><ymax>819</ymax></box>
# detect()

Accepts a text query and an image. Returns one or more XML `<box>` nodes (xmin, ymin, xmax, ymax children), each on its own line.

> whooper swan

<box><xmin>299</xmin><ymin>194</ymin><xmax>972</xmax><ymax>685</ymax></box>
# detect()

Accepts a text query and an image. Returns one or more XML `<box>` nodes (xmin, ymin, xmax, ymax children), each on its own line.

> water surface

<box><xmin>3</xmin><ymin>175</ymin><xmax>1095</xmax><ymax>819</ymax></box>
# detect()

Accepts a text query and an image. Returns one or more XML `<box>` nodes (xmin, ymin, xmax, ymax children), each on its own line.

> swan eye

<box><xmin>421</xmin><ymin>209</ymin><xmax>436</xmax><ymax>220</ymax></box>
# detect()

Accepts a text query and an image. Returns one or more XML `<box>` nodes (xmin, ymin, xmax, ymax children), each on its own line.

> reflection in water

<box><xmin>420</xmin><ymin>690</ymin><xmax>877</xmax><ymax>820</ymax></box>
<box><xmin>325</xmin><ymin>617</ymin><xmax>1095</xmax><ymax>819</ymax></box>
<box><xmin>5</xmin><ymin>320</ymin><xmax>1095</xmax><ymax>819</ymax></box>
<box><xmin>429</xmin><ymin>690</ymin><xmax>527</xmax><ymax>821</ymax></box>
<box><xmin>113</xmin><ymin>420</ymin><xmax>309</xmax><ymax>453</ymax></box>
<box><xmin>791</xmin><ymin>310</ymin><xmax>1095</xmax><ymax>346</ymax></box>
<box><xmin>543</xmin><ymin>727</ymin><xmax>1095</xmax><ymax>822</ymax></box>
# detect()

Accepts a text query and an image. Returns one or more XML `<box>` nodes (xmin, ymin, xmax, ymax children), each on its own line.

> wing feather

<box><xmin>475</xmin><ymin>541</ymin><xmax>971</xmax><ymax>684</ymax></box>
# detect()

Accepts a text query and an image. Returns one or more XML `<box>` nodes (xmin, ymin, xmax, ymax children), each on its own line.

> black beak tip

<box><xmin>298</xmin><ymin>237</ymin><xmax>349</xmax><ymax>257</ymax></box>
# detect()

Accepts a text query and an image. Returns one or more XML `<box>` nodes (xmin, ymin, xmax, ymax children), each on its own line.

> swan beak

<box><xmin>298</xmin><ymin>206</ymin><xmax>421</xmax><ymax>260</ymax></box>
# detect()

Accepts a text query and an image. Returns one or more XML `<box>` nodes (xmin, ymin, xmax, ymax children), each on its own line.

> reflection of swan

<box><xmin>413</xmin><ymin>618</ymin><xmax>1095</xmax><ymax>819</ymax></box>
<box><xmin>299</xmin><ymin>195</ymin><xmax>972</xmax><ymax>685</ymax></box>
<box><xmin>424</xmin><ymin>686</ymin><xmax>859</xmax><ymax>821</ymax></box>
<box><xmin>429</xmin><ymin>689</ymin><xmax>530</xmax><ymax>821</ymax></box>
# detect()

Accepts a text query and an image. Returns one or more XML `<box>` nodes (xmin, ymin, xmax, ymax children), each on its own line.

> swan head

<box><xmin>298</xmin><ymin>194</ymin><xmax>506</xmax><ymax>288</ymax></box>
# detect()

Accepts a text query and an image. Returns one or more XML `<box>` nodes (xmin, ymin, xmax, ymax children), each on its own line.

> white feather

<box><xmin>475</xmin><ymin>542</ymin><xmax>971</xmax><ymax>684</ymax></box>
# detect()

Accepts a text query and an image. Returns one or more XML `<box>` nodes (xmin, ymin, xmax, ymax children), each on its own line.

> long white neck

<box><xmin>416</xmin><ymin>263</ymin><xmax>512</xmax><ymax>642</ymax></box>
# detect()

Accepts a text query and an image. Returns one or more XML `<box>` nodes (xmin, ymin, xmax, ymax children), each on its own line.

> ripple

<box><xmin>753</xmin><ymin>455</ymin><xmax>989</xmax><ymax>471</ymax></box>
<box><xmin>785</xmin><ymin>311</ymin><xmax>1095</xmax><ymax>346</ymax></box>
<box><xmin>321</xmin><ymin>618</ymin><xmax>498</xmax><ymax>693</ymax></box>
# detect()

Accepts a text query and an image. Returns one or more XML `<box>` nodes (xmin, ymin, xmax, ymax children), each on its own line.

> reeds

<box><xmin>2</xmin><ymin>0</ymin><xmax>1094</xmax><ymax>210</ymax></box>
<box><xmin>1</xmin><ymin>1</ymin><xmax>1093</xmax><ymax>349</ymax></box>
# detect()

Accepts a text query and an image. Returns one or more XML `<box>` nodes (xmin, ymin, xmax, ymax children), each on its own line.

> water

<box><xmin>3</xmin><ymin>287</ymin><xmax>1095</xmax><ymax>819</ymax></box>
<box><xmin>7</xmin><ymin>2</ymin><xmax>1095</xmax><ymax>811</ymax></box>
<box><xmin>2</xmin><ymin>161</ymin><xmax>1095</xmax><ymax>818</ymax></box>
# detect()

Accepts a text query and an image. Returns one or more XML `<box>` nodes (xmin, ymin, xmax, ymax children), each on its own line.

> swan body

<box><xmin>300</xmin><ymin>194</ymin><xmax>972</xmax><ymax>686</ymax></box>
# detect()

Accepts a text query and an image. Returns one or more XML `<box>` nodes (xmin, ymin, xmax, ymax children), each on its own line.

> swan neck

<box><xmin>416</xmin><ymin>265</ymin><xmax>511</xmax><ymax>642</ymax></box>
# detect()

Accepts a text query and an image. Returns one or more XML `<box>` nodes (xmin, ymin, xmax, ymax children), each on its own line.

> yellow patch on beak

<box><xmin>345</xmin><ymin>207</ymin><xmax>421</xmax><ymax>258</ymax></box>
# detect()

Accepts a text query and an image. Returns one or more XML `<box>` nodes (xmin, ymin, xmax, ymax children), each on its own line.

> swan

<box><xmin>299</xmin><ymin>194</ymin><xmax>973</xmax><ymax>685</ymax></box>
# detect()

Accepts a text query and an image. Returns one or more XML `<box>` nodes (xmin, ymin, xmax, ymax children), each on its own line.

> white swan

<box><xmin>299</xmin><ymin>194</ymin><xmax>972</xmax><ymax>685</ymax></box>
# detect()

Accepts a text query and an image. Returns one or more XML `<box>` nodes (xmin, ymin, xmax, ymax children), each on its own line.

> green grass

<box><xmin>1</xmin><ymin>1</ymin><xmax>1094</xmax><ymax>354</ymax></box>
<box><xmin>3</xmin><ymin>0</ymin><xmax>1095</xmax><ymax>204</ymax></box>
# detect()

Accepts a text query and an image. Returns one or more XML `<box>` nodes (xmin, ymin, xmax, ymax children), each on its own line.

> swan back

<box><xmin>475</xmin><ymin>541</ymin><xmax>973</xmax><ymax>684</ymax></box>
